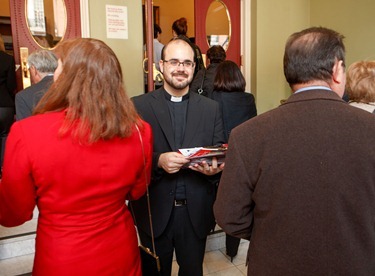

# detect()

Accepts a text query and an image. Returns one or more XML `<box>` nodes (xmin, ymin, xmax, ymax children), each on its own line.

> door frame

<box><xmin>196</xmin><ymin>0</ymin><xmax>253</xmax><ymax>94</ymax></box>
<box><xmin>80</xmin><ymin>0</ymin><xmax>90</xmax><ymax>38</ymax></box>
<box><xmin>194</xmin><ymin>0</ymin><xmax>241</xmax><ymax>66</ymax></box>
<box><xmin>241</xmin><ymin>0</ymin><xmax>252</xmax><ymax>93</ymax></box>
<box><xmin>81</xmin><ymin>0</ymin><xmax>252</xmax><ymax>93</ymax></box>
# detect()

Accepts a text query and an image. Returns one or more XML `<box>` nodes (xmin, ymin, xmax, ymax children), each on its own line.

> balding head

<box><xmin>284</xmin><ymin>27</ymin><xmax>345</xmax><ymax>87</ymax></box>
<box><xmin>159</xmin><ymin>38</ymin><xmax>196</xmax><ymax>96</ymax></box>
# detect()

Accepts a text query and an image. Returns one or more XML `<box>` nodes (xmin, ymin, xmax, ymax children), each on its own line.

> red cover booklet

<box><xmin>178</xmin><ymin>144</ymin><xmax>228</xmax><ymax>166</ymax></box>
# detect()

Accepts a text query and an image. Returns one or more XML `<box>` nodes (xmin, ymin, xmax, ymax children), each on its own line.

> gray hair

<box><xmin>27</xmin><ymin>49</ymin><xmax>58</xmax><ymax>74</ymax></box>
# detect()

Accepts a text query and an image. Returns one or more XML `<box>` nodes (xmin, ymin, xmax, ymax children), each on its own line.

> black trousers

<box><xmin>225</xmin><ymin>234</ymin><xmax>241</xmax><ymax>258</ymax></box>
<box><xmin>138</xmin><ymin>205</ymin><xmax>207</xmax><ymax>276</ymax></box>
<box><xmin>0</xmin><ymin>107</ymin><xmax>14</xmax><ymax>136</ymax></box>
<box><xmin>0</xmin><ymin>107</ymin><xmax>14</xmax><ymax>167</ymax></box>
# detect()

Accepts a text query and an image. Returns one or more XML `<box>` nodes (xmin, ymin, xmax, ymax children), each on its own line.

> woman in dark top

<box><xmin>190</xmin><ymin>45</ymin><xmax>226</xmax><ymax>98</ymax></box>
<box><xmin>0</xmin><ymin>37</ymin><xmax>16</xmax><ymax>133</ymax></box>
<box><xmin>212</xmin><ymin>60</ymin><xmax>257</xmax><ymax>260</ymax></box>
<box><xmin>212</xmin><ymin>60</ymin><xmax>257</xmax><ymax>141</ymax></box>
<box><xmin>0</xmin><ymin>35</ymin><xmax>16</xmax><ymax>167</ymax></box>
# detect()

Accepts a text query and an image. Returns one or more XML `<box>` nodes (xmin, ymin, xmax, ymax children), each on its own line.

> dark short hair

<box><xmin>154</xmin><ymin>24</ymin><xmax>162</xmax><ymax>39</ymax></box>
<box><xmin>207</xmin><ymin>45</ymin><xmax>226</xmax><ymax>64</ymax></box>
<box><xmin>283</xmin><ymin>27</ymin><xmax>345</xmax><ymax>86</ymax></box>
<box><xmin>214</xmin><ymin>60</ymin><xmax>246</xmax><ymax>92</ymax></box>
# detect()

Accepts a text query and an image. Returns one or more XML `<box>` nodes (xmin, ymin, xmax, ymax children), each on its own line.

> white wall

<box><xmin>310</xmin><ymin>0</ymin><xmax>375</xmax><ymax>66</ymax></box>
<box><xmin>88</xmin><ymin>0</ymin><xmax>144</xmax><ymax>97</ymax></box>
<box><xmin>254</xmin><ymin>0</ymin><xmax>310</xmax><ymax>114</ymax></box>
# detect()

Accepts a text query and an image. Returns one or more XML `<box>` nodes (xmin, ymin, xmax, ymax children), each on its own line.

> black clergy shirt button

<box><xmin>169</xmin><ymin>190</ymin><xmax>174</xmax><ymax>195</ymax></box>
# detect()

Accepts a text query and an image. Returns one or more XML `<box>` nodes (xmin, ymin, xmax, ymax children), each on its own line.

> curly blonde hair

<box><xmin>346</xmin><ymin>60</ymin><xmax>375</xmax><ymax>103</ymax></box>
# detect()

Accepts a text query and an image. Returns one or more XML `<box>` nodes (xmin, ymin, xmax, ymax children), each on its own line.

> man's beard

<box><xmin>164</xmin><ymin>72</ymin><xmax>192</xmax><ymax>90</ymax></box>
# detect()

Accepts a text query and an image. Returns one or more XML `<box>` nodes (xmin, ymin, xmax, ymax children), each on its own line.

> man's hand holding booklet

<box><xmin>178</xmin><ymin>144</ymin><xmax>228</xmax><ymax>167</ymax></box>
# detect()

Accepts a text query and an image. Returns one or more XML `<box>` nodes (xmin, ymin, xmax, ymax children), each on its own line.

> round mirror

<box><xmin>26</xmin><ymin>0</ymin><xmax>67</xmax><ymax>49</ymax></box>
<box><xmin>205</xmin><ymin>0</ymin><xmax>231</xmax><ymax>51</ymax></box>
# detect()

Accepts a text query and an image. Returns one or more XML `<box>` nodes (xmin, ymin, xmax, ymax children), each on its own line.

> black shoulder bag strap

<box><xmin>129</xmin><ymin>125</ymin><xmax>161</xmax><ymax>273</ymax></box>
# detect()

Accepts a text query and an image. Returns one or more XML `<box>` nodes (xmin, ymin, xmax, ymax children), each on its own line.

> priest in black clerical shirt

<box><xmin>131</xmin><ymin>38</ymin><xmax>225</xmax><ymax>276</ymax></box>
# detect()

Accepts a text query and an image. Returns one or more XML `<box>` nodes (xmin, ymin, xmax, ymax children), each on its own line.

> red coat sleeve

<box><xmin>0</xmin><ymin>123</ymin><xmax>36</xmax><ymax>227</ymax></box>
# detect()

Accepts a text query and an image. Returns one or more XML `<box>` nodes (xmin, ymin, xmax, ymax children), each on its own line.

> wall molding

<box><xmin>80</xmin><ymin>0</ymin><xmax>90</xmax><ymax>37</ymax></box>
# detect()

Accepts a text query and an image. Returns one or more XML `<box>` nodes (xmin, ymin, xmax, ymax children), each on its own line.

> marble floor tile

<box><xmin>237</xmin><ymin>263</ymin><xmax>248</xmax><ymax>275</ymax></box>
<box><xmin>171</xmin><ymin>260</ymin><xmax>179</xmax><ymax>276</ymax></box>
<box><xmin>219</xmin><ymin>240</ymin><xmax>249</xmax><ymax>266</ymax></box>
<box><xmin>0</xmin><ymin>253</ymin><xmax>34</xmax><ymax>276</ymax></box>
<box><xmin>203</xmin><ymin>250</ymin><xmax>234</xmax><ymax>274</ymax></box>
<box><xmin>206</xmin><ymin>266</ymin><xmax>245</xmax><ymax>276</ymax></box>
<box><xmin>0</xmin><ymin>237</ymin><xmax>35</xmax><ymax>259</ymax></box>
<box><xmin>1</xmin><ymin>236</ymin><xmax>249</xmax><ymax>276</ymax></box>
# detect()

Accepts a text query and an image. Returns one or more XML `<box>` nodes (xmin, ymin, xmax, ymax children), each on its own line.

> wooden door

<box><xmin>194</xmin><ymin>0</ymin><xmax>241</xmax><ymax>66</ymax></box>
<box><xmin>9</xmin><ymin>0</ymin><xmax>81</xmax><ymax>92</ymax></box>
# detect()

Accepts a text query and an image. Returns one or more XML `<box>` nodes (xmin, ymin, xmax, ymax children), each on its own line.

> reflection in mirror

<box><xmin>205</xmin><ymin>0</ymin><xmax>231</xmax><ymax>51</ymax></box>
<box><xmin>26</xmin><ymin>0</ymin><xmax>67</xmax><ymax>49</ymax></box>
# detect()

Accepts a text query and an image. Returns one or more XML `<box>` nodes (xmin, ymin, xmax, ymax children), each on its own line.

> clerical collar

<box><xmin>164</xmin><ymin>90</ymin><xmax>189</xmax><ymax>102</ymax></box>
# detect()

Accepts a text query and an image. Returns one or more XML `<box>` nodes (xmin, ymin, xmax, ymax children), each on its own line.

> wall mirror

<box><xmin>205</xmin><ymin>0</ymin><xmax>231</xmax><ymax>51</ymax></box>
<box><xmin>26</xmin><ymin>0</ymin><xmax>67</xmax><ymax>49</ymax></box>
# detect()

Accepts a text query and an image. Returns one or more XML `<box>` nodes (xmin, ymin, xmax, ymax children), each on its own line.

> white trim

<box><xmin>80</xmin><ymin>0</ymin><xmax>90</xmax><ymax>38</ymax></box>
<box><xmin>241</xmin><ymin>0</ymin><xmax>251</xmax><ymax>93</ymax></box>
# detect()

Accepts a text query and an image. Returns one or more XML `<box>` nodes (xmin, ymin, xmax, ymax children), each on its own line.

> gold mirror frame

<box><xmin>25</xmin><ymin>0</ymin><xmax>67</xmax><ymax>49</ymax></box>
<box><xmin>205</xmin><ymin>0</ymin><xmax>231</xmax><ymax>51</ymax></box>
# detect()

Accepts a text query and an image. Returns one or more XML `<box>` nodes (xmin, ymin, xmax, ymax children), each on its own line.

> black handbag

<box><xmin>130</xmin><ymin>125</ymin><xmax>161</xmax><ymax>274</ymax></box>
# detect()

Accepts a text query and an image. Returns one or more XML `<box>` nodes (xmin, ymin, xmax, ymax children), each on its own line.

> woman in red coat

<box><xmin>0</xmin><ymin>38</ymin><xmax>153</xmax><ymax>275</ymax></box>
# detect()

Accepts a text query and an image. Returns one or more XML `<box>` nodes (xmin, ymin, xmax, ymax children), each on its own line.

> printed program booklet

<box><xmin>179</xmin><ymin>144</ymin><xmax>228</xmax><ymax>166</ymax></box>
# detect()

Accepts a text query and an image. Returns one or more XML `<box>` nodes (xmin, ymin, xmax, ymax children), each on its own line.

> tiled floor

<box><xmin>172</xmin><ymin>240</ymin><xmax>249</xmax><ymax>276</ymax></box>
<box><xmin>0</xmin><ymin>253</ymin><xmax>34</xmax><ymax>276</ymax></box>
<box><xmin>0</xmin><ymin>240</ymin><xmax>249</xmax><ymax>276</ymax></box>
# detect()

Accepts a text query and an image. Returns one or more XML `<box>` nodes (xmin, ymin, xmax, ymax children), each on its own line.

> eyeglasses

<box><xmin>163</xmin><ymin>59</ymin><xmax>195</xmax><ymax>68</ymax></box>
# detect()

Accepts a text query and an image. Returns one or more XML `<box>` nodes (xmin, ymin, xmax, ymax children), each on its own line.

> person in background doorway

<box><xmin>190</xmin><ymin>45</ymin><xmax>226</xmax><ymax>98</ymax></box>
<box><xmin>144</xmin><ymin>24</ymin><xmax>164</xmax><ymax>92</ymax></box>
<box><xmin>15</xmin><ymin>49</ymin><xmax>58</xmax><ymax>120</ymax></box>
<box><xmin>214</xmin><ymin>27</ymin><xmax>375</xmax><ymax>275</ymax></box>
<box><xmin>346</xmin><ymin>60</ymin><xmax>375</xmax><ymax>113</ymax></box>
<box><xmin>0</xmin><ymin>34</ymin><xmax>16</xmax><ymax>169</ymax></box>
<box><xmin>153</xmin><ymin>24</ymin><xmax>164</xmax><ymax>71</ymax></box>
<box><xmin>0</xmin><ymin>38</ymin><xmax>153</xmax><ymax>275</ymax></box>
<box><xmin>131</xmin><ymin>38</ymin><xmax>225</xmax><ymax>276</ymax></box>
<box><xmin>172</xmin><ymin>17</ymin><xmax>205</xmax><ymax>77</ymax></box>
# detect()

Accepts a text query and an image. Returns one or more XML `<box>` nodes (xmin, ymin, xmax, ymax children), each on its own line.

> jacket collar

<box><xmin>283</xmin><ymin>89</ymin><xmax>345</xmax><ymax>106</ymax></box>
<box><xmin>149</xmin><ymin>87</ymin><xmax>202</xmax><ymax>150</ymax></box>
